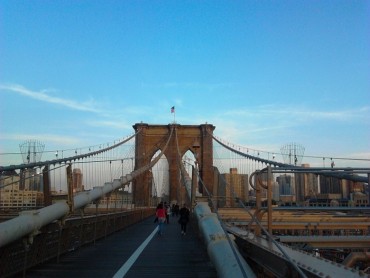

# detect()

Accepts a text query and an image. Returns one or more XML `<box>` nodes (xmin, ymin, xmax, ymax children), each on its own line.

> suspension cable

<box><xmin>0</xmin><ymin>131</ymin><xmax>140</xmax><ymax>172</ymax></box>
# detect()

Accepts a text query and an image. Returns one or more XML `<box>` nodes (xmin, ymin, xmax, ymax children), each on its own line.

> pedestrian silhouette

<box><xmin>178</xmin><ymin>203</ymin><xmax>190</xmax><ymax>235</ymax></box>
<box><xmin>164</xmin><ymin>201</ymin><xmax>170</xmax><ymax>224</ymax></box>
<box><xmin>174</xmin><ymin>203</ymin><xmax>180</xmax><ymax>217</ymax></box>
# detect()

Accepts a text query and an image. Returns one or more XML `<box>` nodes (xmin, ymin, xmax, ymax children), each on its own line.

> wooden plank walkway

<box><xmin>25</xmin><ymin>214</ymin><xmax>217</xmax><ymax>278</ymax></box>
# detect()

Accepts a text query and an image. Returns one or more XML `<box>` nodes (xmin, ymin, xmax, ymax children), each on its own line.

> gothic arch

<box><xmin>132</xmin><ymin>123</ymin><xmax>215</xmax><ymax>206</ymax></box>
<box><xmin>150</xmin><ymin>149</ymin><xmax>169</xmax><ymax>201</ymax></box>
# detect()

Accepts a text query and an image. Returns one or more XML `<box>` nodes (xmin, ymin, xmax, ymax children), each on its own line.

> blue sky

<box><xmin>1</xmin><ymin>1</ymin><xmax>369</xmax><ymax>167</ymax></box>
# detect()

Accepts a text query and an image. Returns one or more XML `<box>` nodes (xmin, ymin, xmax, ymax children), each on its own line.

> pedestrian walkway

<box><xmin>25</xmin><ymin>214</ymin><xmax>217</xmax><ymax>278</ymax></box>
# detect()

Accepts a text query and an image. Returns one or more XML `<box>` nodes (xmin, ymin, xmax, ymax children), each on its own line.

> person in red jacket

<box><xmin>156</xmin><ymin>202</ymin><xmax>166</xmax><ymax>235</ymax></box>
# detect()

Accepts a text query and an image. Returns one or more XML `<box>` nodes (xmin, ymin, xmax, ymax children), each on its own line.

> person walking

<box><xmin>178</xmin><ymin>203</ymin><xmax>190</xmax><ymax>235</ymax></box>
<box><xmin>156</xmin><ymin>202</ymin><xmax>166</xmax><ymax>235</ymax></box>
<box><xmin>164</xmin><ymin>202</ymin><xmax>170</xmax><ymax>224</ymax></box>
<box><xmin>174</xmin><ymin>203</ymin><xmax>180</xmax><ymax>217</ymax></box>
<box><xmin>171</xmin><ymin>203</ymin><xmax>176</xmax><ymax>217</ymax></box>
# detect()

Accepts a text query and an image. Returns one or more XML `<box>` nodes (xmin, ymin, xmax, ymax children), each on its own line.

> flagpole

<box><xmin>171</xmin><ymin>106</ymin><xmax>176</xmax><ymax>123</ymax></box>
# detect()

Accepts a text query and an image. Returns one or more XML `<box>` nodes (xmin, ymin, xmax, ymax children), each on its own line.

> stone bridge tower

<box><xmin>132</xmin><ymin>123</ymin><xmax>215</xmax><ymax>206</ymax></box>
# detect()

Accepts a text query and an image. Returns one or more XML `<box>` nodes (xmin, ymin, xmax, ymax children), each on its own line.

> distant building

<box><xmin>72</xmin><ymin>168</ymin><xmax>84</xmax><ymax>192</ymax></box>
<box><xmin>277</xmin><ymin>174</ymin><xmax>295</xmax><ymax>195</ymax></box>
<box><xmin>320</xmin><ymin>176</ymin><xmax>341</xmax><ymax>194</ymax></box>
<box><xmin>351</xmin><ymin>192</ymin><xmax>368</xmax><ymax>206</ymax></box>
<box><xmin>19</xmin><ymin>169</ymin><xmax>43</xmax><ymax>191</ymax></box>
<box><xmin>295</xmin><ymin>164</ymin><xmax>318</xmax><ymax>203</ymax></box>
<box><xmin>280</xmin><ymin>195</ymin><xmax>295</xmax><ymax>204</ymax></box>
<box><xmin>0</xmin><ymin>170</ymin><xmax>20</xmax><ymax>191</ymax></box>
<box><xmin>319</xmin><ymin>174</ymin><xmax>366</xmax><ymax>200</ymax></box>
<box><xmin>272</xmin><ymin>181</ymin><xmax>280</xmax><ymax>201</ymax></box>
<box><xmin>276</xmin><ymin>174</ymin><xmax>295</xmax><ymax>203</ymax></box>
<box><xmin>0</xmin><ymin>171</ymin><xmax>43</xmax><ymax>209</ymax></box>
<box><xmin>312</xmin><ymin>174</ymin><xmax>368</xmax><ymax>207</ymax></box>
<box><xmin>220</xmin><ymin>168</ymin><xmax>248</xmax><ymax>207</ymax></box>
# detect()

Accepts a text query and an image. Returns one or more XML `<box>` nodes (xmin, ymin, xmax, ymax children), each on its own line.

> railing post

<box><xmin>79</xmin><ymin>209</ymin><xmax>84</xmax><ymax>248</ymax></box>
<box><xmin>254</xmin><ymin>171</ymin><xmax>261</xmax><ymax>236</ymax></box>
<box><xmin>43</xmin><ymin>165</ymin><xmax>52</xmax><ymax>206</ymax></box>
<box><xmin>105</xmin><ymin>207</ymin><xmax>109</xmax><ymax>238</ymax></box>
<box><xmin>56</xmin><ymin>220</ymin><xmax>64</xmax><ymax>263</ymax></box>
<box><xmin>191</xmin><ymin>165</ymin><xmax>197</xmax><ymax>210</ymax></box>
<box><xmin>267</xmin><ymin>166</ymin><xmax>273</xmax><ymax>235</ymax></box>
<box><xmin>66</xmin><ymin>164</ymin><xmax>74</xmax><ymax>212</ymax></box>
<box><xmin>22</xmin><ymin>239</ymin><xmax>29</xmax><ymax>278</ymax></box>
<box><xmin>94</xmin><ymin>200</ymin><xmax>99</xmax><ymax>244</ymax></box>
<box><xmin>368</xmin><ymin>174</ymin><xmax>370</xmax><ymax>205</ymax></box>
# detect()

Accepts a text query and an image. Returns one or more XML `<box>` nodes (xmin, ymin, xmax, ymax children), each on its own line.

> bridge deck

<box><xmin>25</xmin><ymin>215</ymin><xmax>217</xmax><ymax>278</ymax></box>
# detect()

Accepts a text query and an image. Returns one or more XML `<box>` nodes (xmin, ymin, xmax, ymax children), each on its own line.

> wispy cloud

<box><xmin>142</xmin><ymin>82</ymin><xmax>236</xmax><ymax>91</ymax></box>
<box><xmin>262</xmin><ymin>105</ymin><xmax>369</xmax><ymax>121</ymax></box>
<box><xmin>214</xmin><ymin>104</ymin><xmax>369</xmax><ymax>151</ymax></box>
<box><xmin>0</xmin><ymin>83</ymin><xmax>101</xmax><ymax>113</ymax></box>
<box><xmin>0</xmin><ymin>133</ymin><xmax>81</xmax><ymax>145</ymax></box>
<box><xmin>224</xmin><ymin>104</ymin><xmax>370</xmax><ymax>122</ymax></box>
<box><xmin>87</xmin><ymin>120</ymin><xmax>132</xmax><ymax>130</ymax></box>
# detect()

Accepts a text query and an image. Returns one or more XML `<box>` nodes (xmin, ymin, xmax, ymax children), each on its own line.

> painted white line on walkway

<box><xmin>113</xmin><ymin>226</ymin><xmax>158</xmax><ymax>278</ymax></box>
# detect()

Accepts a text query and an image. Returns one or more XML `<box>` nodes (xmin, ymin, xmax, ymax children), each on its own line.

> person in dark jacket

<box><xmin>174</xmin><ymin>203</ymin><xmax>180</xmax><ymax>217</ymax></box>
<box><xmin>178</xmin><ymin>203</ymin><xmax>190</xmax><ymax>235</ymax></box>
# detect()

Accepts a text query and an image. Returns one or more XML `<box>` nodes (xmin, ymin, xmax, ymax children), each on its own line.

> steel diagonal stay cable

<box><xmin>173</xmin><ymin>129</ymin><xmax>250</xmax><ymax>278</ymax></box>
<box><xmin>247</xmin><ymin>169</ymin><xmax>307</xmax><ymax>278</ymax></box>
<box><xmin>213</xmin><ymin>142</ymin><xmax>307</xmax><ymax>277</ymax></box>
<box><xmin>177</xmin><ymin>131</ymin><xmax>250</xmax><ymax>278</ymax></box>
<box><xmin>140</xmin><ymin>125</ymin><xmax>174</xmax><ymax>174</ymax></box>
<box><xmin>210</xmin><ymin>132</ymin><xmax>307</xmax><ymax>277</ymax></box>
<box><xmin>174</xmin><ymin>127</ymin><xmax>191</xmax><ymax>196</ymax></box>
<box><xmin>224</xmin><ymin>152</ymin><xmax>307</xmax><ymax>276</ymax></box>
<box><xmin>217</xmin><ymin>166</ymin><xmax>307</xmax><ymax>277</ymax></box>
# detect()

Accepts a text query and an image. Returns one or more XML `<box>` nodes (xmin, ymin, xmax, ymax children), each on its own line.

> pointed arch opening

<box><xmin>151</xmin><ymin>149</ymin><xmax>169</xmax><ymax>204</ymax></box>
<box><xmin>182</xmin><ymin>149</ymin><xmax>197</xmax><ymax>178</ymax></box>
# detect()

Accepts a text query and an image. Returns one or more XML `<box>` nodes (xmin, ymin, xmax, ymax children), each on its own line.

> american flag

<box><xmin>171</xmin><ymin>106</ymin><xmax>175</xmax><ymax>113</ymax></box>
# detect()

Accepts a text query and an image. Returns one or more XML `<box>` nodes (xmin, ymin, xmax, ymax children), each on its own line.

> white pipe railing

<box><xmin>0</xmin><ymin>176</ymin><xmax>129</xmax><ymax>247</ymax></box>
<box><xmin>193</xmin><ymin>202</ymin><xmax>256</xmax><ymax>278</ymax></box>
<box><xmin>176</xmin><ymin>130</ymin><xmax>255</xmax><ymax>277</ymax></box>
